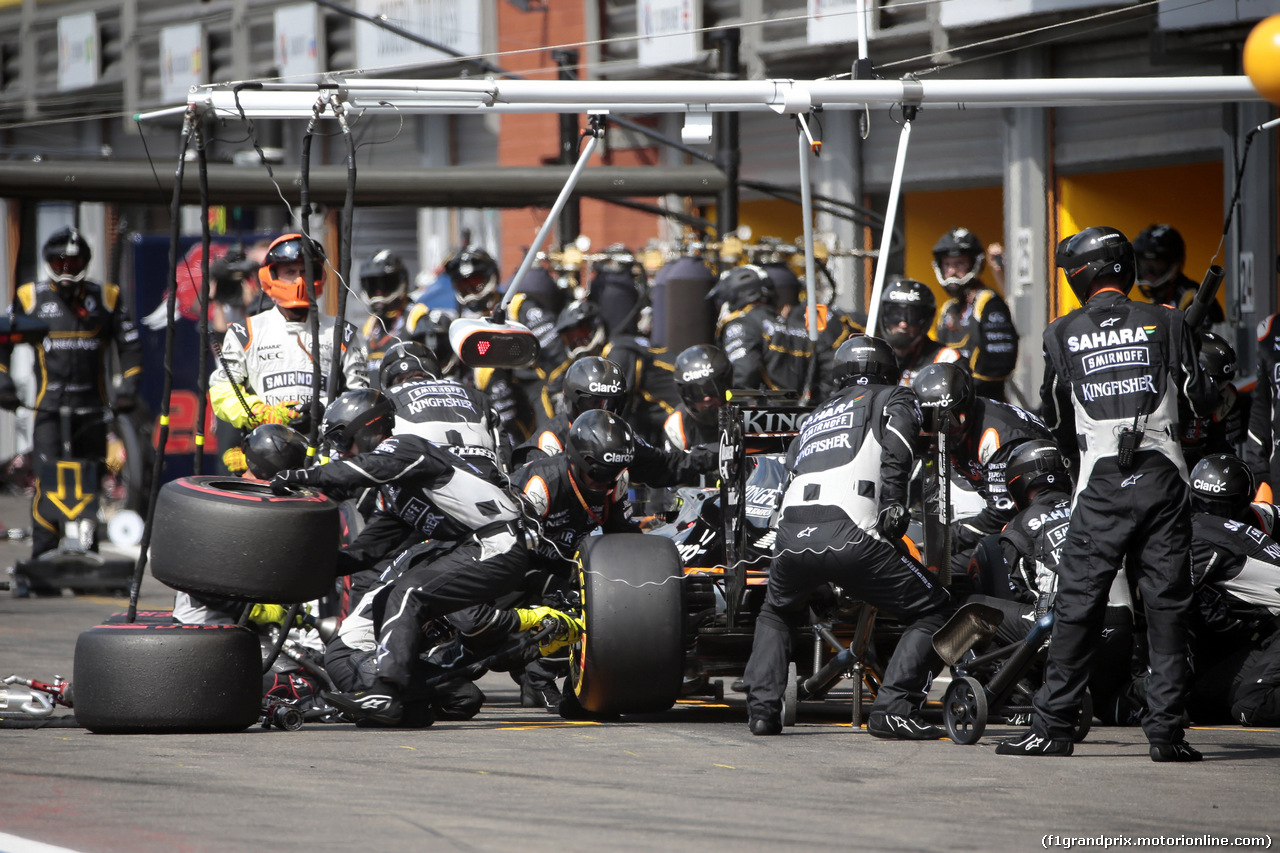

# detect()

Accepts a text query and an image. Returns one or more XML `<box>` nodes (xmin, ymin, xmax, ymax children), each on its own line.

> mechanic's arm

<box><xmin>1038</xmin><ymin>347</ymin><xmax>1078</xmax><ymax>468</ymax></box>
<box><xmin>629</xmin><ymin>436</ymin><xmax>715</xmax><ymax>487</ymax></box>
<box><xmin>721</xmin><ymin>318</ymin><xmax>764</xmax><ymax>389</ymax></box>
<box><xmin>0</xmin><ymin>290</ymin><xmax>27</xmax><ymax>408</ymax></box>
<box><xmin>278</xmin><ymin>438</ymin><xmax>454</xmax><ymax>494</ymax></box>
<box><xmin>1246</xmin><ymin>359</ymin><xmax>1272</xmax><ymax>483</ymax></box>
<box><xmin>209</xmin><ymin>328</ymin><xmax>264</xmax><ymax>428</ymax></box>
<box><xmin>1174</xmin><ymin>311</ymin><xmax>1219</xmax><ymax>419</ymax></box>
<box><xmin>604</xmin><ymin>488</ymin><xmax>641</xmax><ymax>535</ymax></box>
<box><xmin>110</xmin><ymin>287</ymin><xmax>144</xmax><ymax>400</ymax></box>
<box><xmin>341</xmin><ymin>322</ymin><xmax>370</xmax><ymax>390</ymax></box>
<box><xmin>970</xmin><ymin>295</ymin><xmax>1018</xmax><ymax>384</ymax></box>
<box><xmin>335</xmin><ymin>511</ymin><xmax>416</xmax><ymax>576</ymax></box>
<box><xmin>878</xmin><ymin>387</ymin><xmax>922</xmax><ymax>509</ymax></box>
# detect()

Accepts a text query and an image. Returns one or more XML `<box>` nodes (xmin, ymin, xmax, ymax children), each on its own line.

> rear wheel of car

<box><xmin>150</xmin><ymin>476</ymin><xmax>339</xmax><ymax>603</ymax></box>
<box><xmin>73</xmin><ymin>623</ymin><xmax>262</xmax><ymax>733</ymax></box>
<box><xmin>569</xmin><ymin>533</ymin><xmax>685</xmax><ymax>716</ymax></box>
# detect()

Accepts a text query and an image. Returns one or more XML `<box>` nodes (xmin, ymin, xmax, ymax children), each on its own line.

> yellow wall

<box><xmin>1054</xmin><ymin>161</ymin><xmax>1223</xmax><ymax>317</ymax></box>
<box><xmin>903</xmin><ymin>186</ymin><xmax>1005</xmax><ymax>313</ymax></box>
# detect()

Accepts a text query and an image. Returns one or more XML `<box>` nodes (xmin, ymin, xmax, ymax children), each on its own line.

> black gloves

<box><xmin>688</xmin><ymin>443</ymin><xmax>718</xmax><ymax>474</ymax></box>
<box><xmin>269</xmin><ymin>469</ymin><xmax>308</xmax><ymax>494</ymax></box>
<box><xmin>877</xmin><ymin>503</ymin><xmax>908</xmax><ymax>541</ymax></box>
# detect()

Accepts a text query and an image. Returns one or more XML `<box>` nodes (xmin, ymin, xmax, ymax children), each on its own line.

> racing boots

<box><xmin>867</xmin><ymin>711</ymin><xmax>945</xmax><ymax>740</ymax></box>
<box><xmin>323</xmin><ymin>681</ymin><xmax>404</xmax><ymax>726</ymax></box>
<box><xmin>1149</xmin><ymin>740</ymin><xmax>1202</xmax><ymax>763</ymax></box>
<box><xmin>995</xmin><ymin>731</ymin><xmax>1074</xmax><ymax>756</ymax></box>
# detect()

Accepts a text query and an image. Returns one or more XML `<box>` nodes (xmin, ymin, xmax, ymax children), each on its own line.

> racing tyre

<box><xmin>73</xmin><ymin>623</ymin><xmax>261</xmax><ymax>733</ymax></box>
<box><xmin>150</xmin><ymin>476</ymin><xmax>339</xmax><ymax>603</ymax></box>
<box><xmin>570</xmin><ymin>533</ymin><xmax>685</xmax><ymax>716</ymax></box>
<box><xmin>943</xmin><ymin>675</ymin><xmax>988</xmax><ymax>745</ymax></box>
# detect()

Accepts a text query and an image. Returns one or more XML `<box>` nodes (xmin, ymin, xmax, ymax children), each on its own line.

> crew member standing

<box><xmin>997</xmin><ymin>226</ymin><xmax>1217</xmax><ymax>761</ymax></box>
<box><xmin>0</xmin><ymin>227</ymin><xmax>142</xmax><ymax>560</ymax></box>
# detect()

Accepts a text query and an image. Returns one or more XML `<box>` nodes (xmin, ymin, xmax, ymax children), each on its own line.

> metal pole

<box><xmin>499</xmin><ymin>126</ymin><xmax>601</xmax><ymax>315</ymax></box>
<box><xmin>554</xmin><ymin>50</ymin><xmax>581</xmax><ymax>247</ymax></box>
<box><xmin>865</xmin><ymin>116</ymin><xmax>913</xmax><ymax>336</ymax></box>
<box><xmin>712</xmin><ymin>28</ymin><xmax>741</xmax><ymax>242</ymax></box>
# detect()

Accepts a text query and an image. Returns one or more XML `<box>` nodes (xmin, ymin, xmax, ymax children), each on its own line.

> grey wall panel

<box><xmin>1052</xmin><ymin>36</ymin><xmax>1225</xmax><ymax>171</ymax></box>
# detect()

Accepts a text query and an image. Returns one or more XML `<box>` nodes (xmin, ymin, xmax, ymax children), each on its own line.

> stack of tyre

<box><xmin>73</xmin><ymin>476</ymin><xmax>339</xmax><ymax>734</ymax></box>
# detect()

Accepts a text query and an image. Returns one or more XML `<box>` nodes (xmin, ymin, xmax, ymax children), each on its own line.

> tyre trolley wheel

<box><xmin>782</xmin><ymin>662</ymin><xmax>798</xmax><ymax>727</ymax></box>
<box><xmin>943</xmin><ymin>675</ymin><xmax>989</xmax><ymax>745</ymax></box>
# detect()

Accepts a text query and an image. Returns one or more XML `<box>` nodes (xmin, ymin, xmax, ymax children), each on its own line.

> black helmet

<box><xmin>510</xmin><ymin>267</ymin><xmax>568</xmax><ymax>318</ymax></box>
<box><xmin>43</xmin><ymin>227</ymin><xmax>92</xmax><ymax>288</ymax></box>
<box><xmin>379</xmin><ymin>340</ymin><xmax>440</xmax><ymax>389</ymax></box>
<box><xmin>911</xmin><ymin>362</ymin><xmax>974</xmax><ymax>436</ymax></box>
<box><xmin>1198</xmin><ymin>332</ymin><xmax>1236</xmax><ymax>385</ymax></box>
<box><xmin>832</xmin><ymin>335</ymin><xmax>899</xmax><ymax>389</ymax></box>
<box><xmin>411</xmin><ymin>307</ymin><xmax>455</xmax><ymax>369</ymax></box>
<box><xmin>931</xmin><ymin>228</ymin><xmax>985</xmax><ymax>295</ymax></box>
<box><xmin>563</xmin><ymin>356</ymin><xmax>627</xmax><ymax>419</ymax></box>
<box><xmin>320</xmin><ymin>389</ymin><xmax>394</xmax><ymax>455</ymax></box>
<box><xmin>1189</xmin><ymin>453</ymin><xmax>1255</xmax><ymax>518</ymax></box>
<box><xmin>565</xmin><ymin>409</ymin><xmax>636</xmax><ymax>493</ymax></box>
<box><xmin>1134</xmin><ymin>225</ymin><xmax>1185</xmax><ymax>299</ymax></box>
<box><xmin>1055</xmin><ymin>226</ymin><xmax>1135</xmax><ymax>303</ymax></box>
<box><xmin>674</xmin><ymin>344</ymin><xmax>731</xmax><ymax>423</ymax></box>
<box><xmin>444</xmin><ymin>246</ymin><xmax>499</xmax><ymax>310</ymax></box>
<box><xmin>762</xmin><ymin>263</ymin><xmax>802</xmax><ymax>309</ymax></box>
<box><xmin>242</xmin><ymin>424</ymin><xmax>309</xmax><ymax>480</ymax></box>
<box><xmin>359</xmin><ymin>250</ymin><xmax>409</xmax><ymax>309</ymax></box>
<box><xmin>555</xmin><ymin>299</ymin><xmax>606</xmax><ymax>358</ymax></box>
<box><xmin>879</xmin><ymin>277</ymin><xmax>938</xmax><ymax>349</ymax></box>
<box><xmin>1005</xmin><ymin>439</ymin><xmax>1070</xmax><ymax>511</ymax></box>
<box><xmin>708</xmin><ymin>265</ymin><xmax>773</xmax><ymax>312</ymax></box>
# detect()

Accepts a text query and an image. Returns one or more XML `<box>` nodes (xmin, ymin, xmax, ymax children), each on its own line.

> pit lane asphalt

<box><xmin>1</xmin><ymin>498</ymin><xmax>1277</xmax><ymax>853</ymax></box>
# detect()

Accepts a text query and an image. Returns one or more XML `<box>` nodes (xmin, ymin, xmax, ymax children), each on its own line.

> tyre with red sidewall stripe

<box><xmin>73</xmin><ymin>623</ymin><xmax>261</xmax><ymax>733</ymax></box>
<box><xmin>150</xmin><ymin>476</ymin><xmax>339</xmax><ymax>603</ymax></box>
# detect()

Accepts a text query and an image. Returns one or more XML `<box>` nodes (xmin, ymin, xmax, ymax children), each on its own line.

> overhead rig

<box><xmin>159</xmin><ymin>74</ymin><xmax>1263</xmax><ymax>123</ymax></box>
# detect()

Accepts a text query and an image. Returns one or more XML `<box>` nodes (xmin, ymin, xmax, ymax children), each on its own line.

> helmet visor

<box><xmin>881</xmin><ymin>304</ymin><xmax>931</xmax><ymax>329</ymax></box>
<box><xmin>575</xmin><ymin>461</ymin><xmax>624</xmax><ymax>492</ymax></box>
<box><xmin>679</xmin><ymin>378</ymin><xmax>725</xmax><ymax>414</ymax></box>
<box><xmin>362</xmin><ymin>272</ymin><xmax>403</xmax><ymax>301</ymax></box>
<box><xmin>577</xmin><ymin>393</ymin><xmax>625</xmax><ymax>415</ymax></box>
<box><xmin>561</xmin><ymin>322</ymin><xmax>598</xmax><ymax>352</ymax></box>
<box><xmin>49</xmin><ymin>255</ymin><xmax>87</xmax><ymax>279</ymax></box>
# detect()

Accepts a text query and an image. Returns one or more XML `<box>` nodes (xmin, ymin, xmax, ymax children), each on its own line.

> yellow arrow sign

<box><xmin>47</xmin><ymin>461</ymin><xmax>93</xmax><ymax>519</ymax></box>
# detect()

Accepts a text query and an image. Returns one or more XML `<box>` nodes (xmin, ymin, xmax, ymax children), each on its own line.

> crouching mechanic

<box><xmin>964</xmin><ymin>440</ymin><xmax>1136</xmax><ymax>723</ymax></box>
<box><xmin>269</xmin><ymin>389</ymin><xmax>536</xmax><ymax>726</ymax></box>
<box><xmin>741</xmin><ymin>335</ymin><xmax>953</xmax><ymax>738</ymax></box>
<box><xmin>512</xmin><ymin>409</ymin><xmax>640</xmax><ymax>712</ymax></box>
<box><xmin>1182</xmin><ymin>454</ymin><xmax>1280</xmax><ymax>726</ymax></box>
<box><xmin>209</xmin><ymin>233</ymin><xmax>368</xmax><ymax>464</ymax></box>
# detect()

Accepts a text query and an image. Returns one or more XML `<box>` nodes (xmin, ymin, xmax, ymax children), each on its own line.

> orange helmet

<box><xmin>257</xmin><ymin>233</ymin><xmax>326</xmax><ymax>308</ymax></box>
